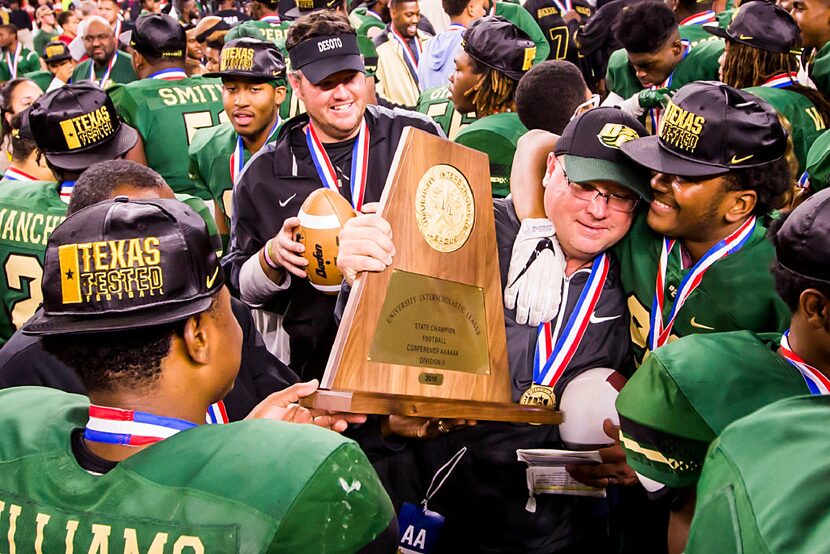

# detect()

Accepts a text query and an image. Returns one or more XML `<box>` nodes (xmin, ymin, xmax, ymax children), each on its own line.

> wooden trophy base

<box><xmin>300</xmin><ymin>390</ymin><xmax>562</xmax><ymax>425</ymax></box>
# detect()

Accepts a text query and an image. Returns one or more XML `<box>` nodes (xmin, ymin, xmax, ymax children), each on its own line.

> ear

<box><xmin>723</xmin><ymin>189</ymin><xmax>757</xmax><ymax>223</ymax></box>
<box><xmin>131</xmin><ymin>50</ymin><xmax>144</xmax><ymax>73</ymax></box>
<box><xmin>542</xmin><ymin>152</ymin><xmax>558</xmax><ymax>187</ymax></box>
<box><xmin>273</xmin><ymin>85</ymin><xmax>287</xmax><ymax>106</ymax></box>
<box><xmin>287</xmin><ymin>72</ymin><xmax>302</xmax><ymax>101</ymax></box>
<box><xmin>670</xmin><ymin>38</ymin><xmax>683</xmax><ymax>57</ymax></box>
<box><xmin>800</xmin><ymin>289</ymin><xmax>830</xmax><ymax>330</ymax></box>
<box><xmin>181</xmin><ymin>313</ymin><xmax>210</xmax><ymax>365</ymax></box>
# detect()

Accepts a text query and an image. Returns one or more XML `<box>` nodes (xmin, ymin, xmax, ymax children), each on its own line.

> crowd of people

<box><xmin>0</xmin><ymin>0</ymin><xmax>827</xmax><ymax>550</ymax></box>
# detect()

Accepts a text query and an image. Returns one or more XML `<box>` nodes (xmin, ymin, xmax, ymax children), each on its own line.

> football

<box><xmin>558</xmin><ymin>367</ymin><xmax>627</xmax><ymax>450</ymax></box>
<box><xmin>294</xmin><ymin>188</ymin><xmax>357</xmax><ymax>295</ymax></box>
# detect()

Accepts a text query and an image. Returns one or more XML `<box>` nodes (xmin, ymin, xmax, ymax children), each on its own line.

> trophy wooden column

<box><xmin>303</xmin><ymin>128</ymin><xmax>561</xmax><ymax>425</ymax></box>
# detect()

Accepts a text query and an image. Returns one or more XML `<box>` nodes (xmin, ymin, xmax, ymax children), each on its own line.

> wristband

<box><xmin>263</xmin><ymin>239</ymin><xmax>281</xmax><ymax>270</ymax></box>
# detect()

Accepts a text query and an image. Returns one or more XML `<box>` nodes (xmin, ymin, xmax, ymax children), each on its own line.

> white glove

<box><xmin>618</xmin><ymin>92</ymin><xmax>646</xmax><ymax>118</ymax></box>
<box><xmin>504</xmin><ymin>218</ymin><xmax>566</xmax><ymax>326</ymax></box>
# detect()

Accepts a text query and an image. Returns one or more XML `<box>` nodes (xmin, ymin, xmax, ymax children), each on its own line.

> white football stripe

<box><xmin>298</xmin><ymin>209</ymin><xmax>341</xmax><ymax>230</ymax></box>
<box><xmin>311</xmin><ymin>283</ymin><xmax>342</xmax><ymax>292</ymax></box>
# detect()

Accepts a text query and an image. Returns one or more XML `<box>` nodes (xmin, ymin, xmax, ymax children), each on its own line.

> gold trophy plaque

<box><xmin>302</xmin><ymin>128</ymin><xmax>561</xmax><ymax>424</ymax></box>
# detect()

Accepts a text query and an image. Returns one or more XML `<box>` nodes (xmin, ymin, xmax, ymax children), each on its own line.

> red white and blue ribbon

<box><xmin>763</xmin><ymin>72</ymin><xmax>799</xmax><ymax>89</ymax></box>
<box><xmin>780</xmin><ymin>330</ymin><xmax>830</xmax><ymax>395</ymax></box>
<box><xmin>2</xmin><ymin>167</ymin><xmax>37</xmax><ymax>181</ymax></box>
<box><xmin>533</xmin><ymin>253</ymin><xmax>610</xmax><ymax>387</ymax></box>
<box><xmin>91</xmin><ymin>50</ymin><xmax>119</xmax><ymax>89</ymax></box>
<box><xmin>305</xmin><ymin>118</ymin><xmax>370</xmax><ymax>211</ymax></box>
<box><xmin>390</xmin><ymin>27</ymin><xmax>422</xmax><ymax>84</ymax></box>
<box><xmin>4</xmin><ymin>43</ymin><xmax>21</xmax><ymax>79</ymax></box>
<box><xmin>259</xmin><ymin>15</ymin><xmax>281</xmax><ymax>23</ymax></box>
<box><xmin>150</xmin><ymin>68</ymin><xmax>187</xmax><ymax>80</ymax></box>
<box><xmin>85</xmin><ymin>401</ymin><xmax>228</xmax><ymax>447</ymax></box>
<box><xmin>679</xmin><ymin>10</ymin><xmax>716</xmax><ymax>25</ymax></box>
<box><xmin>230</xmin><ymin>116</ymin><xmax>281</xmax><ymax>186</ymax></box>
<box><xmin>650</xmin><ymin>39</ymin><xmax>690</xmax><ymax>132</ymax></box>
<box><xmin>60</xmin><ymin>180</ymin><xmax>75</xmax><ymax>204</ymax></box>
<box><xmin>648</xmin><ymin>216</ymin><xmax>756</xmax><ymax>351</ymax></box>
<box><xmin>550</xmin><ymin>0</ymin><xmax>573</xmax><ymax>15</ymax></box>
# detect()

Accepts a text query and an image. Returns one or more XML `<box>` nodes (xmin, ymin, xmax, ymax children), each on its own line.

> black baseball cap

<box><xmin>285</xmin><ymin>0</ymin><xmax>342</xmax><ymax>18</ymax></box>
<box><xmin>704</xmin><ymin>1</ymin><xmax>802</xmax><ymax>55</ymax></box>
<box><xmin>194</xmin><ymin>18</ymin><xmax>231</xmax><ymax>43</ymax></box>
<box><xmin>288</xmin><ymin>32</ymin><xmax>364</xmax><ymax>84</ymax></box>
<box><xmin>24</xmin><ymin>197</ymin><xmax>224</xmax><ymax>336</ymax></box>
<box><xmin>774</xmin><ymin>188</ymin><xmax>830</xmax><ymax>283</ymax></box>
<box><xmin>29</xmin><ymin>82</ymin><xmax>139</xmax><ymax>172</ymax></box>
<box><xmin>462</xmin><ymin>16</ymin><xmax>536</xmax><ymax>81</ymax></box>
<box><xmin>121</xmin><ymin>13</ymin><xmax>186</xmax><ymax>59</ymax></box>
<box><xmin>621</xmin><ymin>81</ymin><xmax>787</xmax><ymax>177</ymax></box>
<box><xmin>42</xmin><ymin>40</ymin><xmax>72</xmax><ymax>63</ymax></box>
<box><xmin>555</xmin><ymin>107</ymin><xmax>652</xmax><ymax>199</ymax></box>
<box><xmin>204</xmin><ymin>38</ymin><xmax>286</xmax><ymax>81</ymax></box>
<box><xmin>11</xmin><ymin>108</ymin><xmax>34</xmax><ymax>141</ymax></box>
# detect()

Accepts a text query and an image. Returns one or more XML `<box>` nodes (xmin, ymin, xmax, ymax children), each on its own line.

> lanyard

<box><xmin>149</xmin><ymin>68</ymin><xmax>187</xmax><ymax>80</ymax></box>
<box><xmin>2</xmin><ymin>167</ymin><xmax>37</xmax><ymax>181</ymax></box>
<box><xmin>60</xmin><ymin>180</ymin><xmax>75</xmax><ymax>204</ymax></box>
<box><xmin>391</xmin><ymin>27</ymin><xmax>422</xmax><ymax>83</ymax></box>
<box><xmin>259</xmin><ymin>14</ymin><xmax>281</xmax><ymax>22</ymax></box>
<box><xmin>91</xmin><ymin>51</ymin><xmax>119</xmax><ymax>89</ymax></box>
<box><xmin>230</xmin><ymin>116</ymin><xmax>281</xmax><ymax>186</ymax></box>
<box><xmin>650</xmin><ymin>40</ymin><xmax>690</xmax><ymax>132</ymax></box>
<box><xmin>678</xmin><ymin>10</ymin><xmax>715</xmax><ymax>25</ymax></box>
<box><xmin>113</xmin><ymin>19</ymin><xmax>121</xmax><ymax>40</ymax></box>
<box><xmin>5</xmin><ymin>43</ymin><xmax>21</xmax><ymax>79</ymax></box>
<box><xmin>780</xmin><ymin>331</ymin><xmax>830</xmax><ymax>395</ymax></box>
<box><xmin>533</xmin><ymin>253</ymin><xmax>609</xmax><ymax>387</ymax></box>
<box><xmin>305</xmin><ymin>118</ymin><xmax>370</xmax><ymax>211</ymax></box>
<box><xmin>648</xmin><ymin>216</ymin><xmax>756</xmax><ymax>351</ymax></box>
<box><xmin>550</xmin><ymin>0</ymin><xmax>573</xmax><ymax>14</ymax></box>
<box><xmin>85</xmin><ymin>400</ymin><xmax>228</xmax><ymax>447</ymax></box>
<box><xmin>762</xmin><ymin>72</ymin><xmax>799</xmax><ymax>89</ymax></box>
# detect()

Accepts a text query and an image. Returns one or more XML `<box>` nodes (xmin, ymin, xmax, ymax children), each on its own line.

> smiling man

<box><xmin>224</xmin><ymin>10</ymin><xmax>442</xmax><ymax>377</ymax></box>
<box><xmin>373</xmin><ymin>0</ymin><xmax>431</xmax><ymax>105</ymax></box>
<box><xmin>70</xmin><ymin>16</ymin><xmax>137</xmax><ymax>88</ymax></box>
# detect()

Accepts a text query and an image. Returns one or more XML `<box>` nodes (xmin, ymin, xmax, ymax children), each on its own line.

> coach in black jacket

<box><xmin>224</xmin><ymin>11</ymin><xmax>442</xmax><ymax>380</ymax></box>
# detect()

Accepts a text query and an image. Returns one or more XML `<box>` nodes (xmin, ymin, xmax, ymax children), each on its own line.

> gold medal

<box><xmin>519</xmin><ymin>384</ymin><xmax>556</xmax><ymax>409</ymax></box>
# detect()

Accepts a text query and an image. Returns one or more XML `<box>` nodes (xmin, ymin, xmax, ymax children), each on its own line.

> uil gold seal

<box><xmin>415</xmin><ymin>164</ymin><xmax>475</xmax><ymax>253</ymax></box>
<box><xmin>519</xmin><ymin>384</ymin><xmax>556</xmax><ymax>409</ymax></box>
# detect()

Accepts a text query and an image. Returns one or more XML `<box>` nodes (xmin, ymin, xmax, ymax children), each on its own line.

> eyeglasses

<box><xmin>560</xmin><ymin>161</ymin><xmax>639</xmax><ymax>213</ymax></box>
<box><xmin>570</xmin><ymin>93</ymin><xmax>600</xmax><ymax>121</ymax></box>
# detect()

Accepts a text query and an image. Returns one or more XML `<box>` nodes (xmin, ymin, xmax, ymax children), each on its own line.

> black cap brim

<box><xmin>45</xmin><ymin>54</ymin><xmax>73</xmax><ymax>63</ymax></box>
<box><xmin>23</xmin><ymin>294</ymin><xmax>214</xmax><ymax>336</ymax></box>
<box><xmin>621</xmin><ymin>136</ymin><xmax>730</xmax><ymax>178</ymax></box>
<box><xmin>43</xmin><ymin>123</ymin><xmax>139</xmax><ymax>172</ymax></box>
<box><xmin>202</xmin><ymin>69</ymin><xmax>282</xmax><ymax>80</ymax></box>
<box><xmin>284</xmin><ymin>5</ymin><xmax>304</xmax><ymax>17</ymax></box>
<box><xmin>703</xmin><ymin>25</ymin><xmax>730</xmax><ymax>41</ymax></box>
<box><xmin>297</xmin><ymin>54</ymin><xmax>364</xmax><ymax>84</ymax></box>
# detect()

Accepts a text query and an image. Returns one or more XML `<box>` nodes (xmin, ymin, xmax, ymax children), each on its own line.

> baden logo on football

<box><xmin>58</xmin><ymin>237</ymin><xmax>164</xmax><ymax>304</ymax></box>
<box><xmin>597</xmin><ymin>123</ymin><xmax>639</xmax><ymax>149</ymax></box>
<box><xmin>59</xmin><ymin>106</ymin><xmax>115</xmax><ymax>150</ymax></box>
<box><xmin>658</xmin><ymin>101</ymin><xmax>705</xmax><ymax>153</ymax></box>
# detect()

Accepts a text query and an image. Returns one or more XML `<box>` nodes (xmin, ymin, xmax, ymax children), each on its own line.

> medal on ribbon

<box><xmin>2</xmin><ymin>167</ymin><xmax>38</xmax><ymax>181</ymax></box>
<box><xmin>647</xmin><ymin>216</ymin><xmax>756</xmax><ymax>351</ymax></box>
<box><xmin>390</xmin><ymin>27</ymin><xmax>422</xmax><ymax>84</ymax></box>
<box><xmin>678</xmin><ymin>10</ymin><xmax>716</xmax><ymax>25</ymax></box>
<box><xmin>91</xmin><ymin>50</ymin><xmax>119</xmax><ymax>89</ymax></box>
<box><xmin>780</xmin><ymin>330</ymin><xmax>830</xmax><ymax>395</ymax></box>
<box><xmin>149</xmin><ymin>68</ymin><xmax>187</xmax><ymax>80</ymax></box>
<box><xmin>650</xmin><ymin>40</ymin><xmax>690</xmax><ymax>132</ymax></box>
<box><xmin>762</xmin><ymin>72</ymin><xmax>799</xmax><ymax>89</ymax></box>
<box><xmin>5</xmin><ymin>43</ymin><xmax>20</xmax><ymax>80</ymax></box>
<box><xmin>305</xmin><ymin>117</ymin><xmax>370</xmax><ymax>211</ymax></box>
<box><xmin>230</xmin><ymin>116</ymin><xmax>281</xmax><ymax>186</ymax></box>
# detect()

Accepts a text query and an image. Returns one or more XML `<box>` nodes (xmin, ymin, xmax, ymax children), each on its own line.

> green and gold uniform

<box><xmin>677</xmin><ymin>11</ymin><xmax>728</xmax><ymax>47</ymax></box>
<box><xmin>188</xmin><ymin>122</ymin><xmax>281</xmax><ymax>233</ymax></box>
<box><xmin>747</xmin><ymin>85</ymin><xmax>828</xmax><ymax>174</ymax></box>
<box><xmin>33</xmin><ymin>29</ymin><xmax>61</xmax><ymax>57</ymax></box>
<box><xmin>606</xmin><ymin>39</ymin><xmax>724</xmax><ymax>101</ymax></box>
<box><xmin>454</xmin><ymin>112</ymin><xmax>528</xmax><ymax>198</ymax></box>
<box><xmin>0</xmin><ymin>46</ymin><xmax>41</xmax><ymax>81</ymax></box>
<box><xmin>23</xmin><ymin>69</ymin><xmax>53</xmax><ymax>92</ymax></box>
<box><xmin>614</xmin><ymin>214</ymin><xmax>790</xmax><ymax>368</ymax></box>
<box><xmin>70</xmin><ymin>52</ymin><xmax>138</xmax><ymax>88</ymax></box>
<box><xmin>415</xmin><ymin>86</ymin><xmax>477</xmax><ymax>140</ymax></box>
<box><xmin>616</xmin><ymin>331</ymin><xmax>808</xmax><ymax>490</ymax></box>
<box><xmin>0</xmin><ymin>387</ymin><xmax>397</xmax><ymax>553</ymax></box>
<box><xmin>686</xmin><ymin>394</ymin><xmax>830</xmax><ymax>554</ymax></box>
<box><xmin>108</xmin><ymin>74</ymin><xmax>227</xmax><ymax>200</ymax></box>
<box><xmin>224</xmin><ymin>18</ymin><xmax>292</xmax><ymax>53</ymax></box>
<box><xmin>0</xmin><ymin>180</ymin><xmax>65</xmax><ymax>346</ymax></box>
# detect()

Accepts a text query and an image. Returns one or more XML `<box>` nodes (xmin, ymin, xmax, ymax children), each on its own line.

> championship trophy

<box><xmin>302</xmin><ymin>128</ymin><xmax>561</xmax><ymax>424</ymax></box>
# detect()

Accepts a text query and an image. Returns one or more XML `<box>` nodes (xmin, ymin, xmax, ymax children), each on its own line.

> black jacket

<box><xmin>0</xmin><ymin>298</ymin><xmax>299</xmax><ymax>421</ymax></box>
<box><xmin>224</xmin><ymin>104</ymin><xmax>442</xmax><ymax>380</ymax></box>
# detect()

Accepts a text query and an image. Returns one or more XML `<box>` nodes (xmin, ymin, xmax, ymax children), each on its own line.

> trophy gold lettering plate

<box><xmin>301</xmin><ymin>128</ymin><xmax>562</xmax><ymax>425</ymax></box>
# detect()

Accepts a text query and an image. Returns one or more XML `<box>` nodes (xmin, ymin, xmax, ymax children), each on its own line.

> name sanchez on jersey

<box><xmin>158</xmin><ymin>83</ymin><xmax>223</xmax><ymax>106</ymax></box>
<box><xmin>0</xmin><ymin>208</ymin><xmax>64</xmax><ymax>246</ymax></box>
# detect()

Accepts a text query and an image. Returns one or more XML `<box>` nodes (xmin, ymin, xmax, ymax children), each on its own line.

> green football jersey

<box><xmin>746</xmin><ymin>85</ymin><xmax>828</xmax><ymax>174</ymax></box>
<box><xmin>349</xmin><ymin>6</ymin><xmax>386</xmax><ymax>37</ymax></box>
<box><xmin>188</xmin><ymin>122</ymin><xmax>281</xmax><ymax>230</ymax></box>
<box><xmin>678</xmin><ymin>24</ymin><xmax>723</xmax><ymax>48</ymax></box>
<box><xmin>70</xmin><ymin>51</ymin><xmax>137</xmax><ymax>88</ymax></box>
<box><xmin>809</xmin><ymin>41</ymin><xmax>830</xmax><ymax>103</ymax></box>
<box><xmin>716</xmin><ymin>7</ymin><xmax>736</xmax><ymax>27</ymax></box>
<box><xmin>33</xmin><ymin>29</ymin><xmax>61</xmax><ymax>57</ymax></box>
<box><xmin>416</xmin><ymin>86</ymin><xmax>477</xmax><ymax>140</ymax></box>
<box><xmin>614</xmin><ymin>214</ymin><xmax>790</xmax><ymax>369</ymax></box>
<box><xmin>454</xmin><ymin>112</ymin><xmax>528</xmax><ymax>198</ymax></box>
<box><xmin>606</xmin><ymin>39</ymin><xmax>724</xmax><ymax>101</ymax></box>
<box><xmin>0</xmin><ymin>387</ymin><xmax>396</xmax><ymax>553</ymax></box>
<box><xmin>0</xmin><ymin>180</ymin><xmax>66</xmax><ymax>345</ymax></box>
<box><xmin>108</xmin><ymin>75</ymin><xmax>227</xmax><ymax>200</ymax></box>
<box><xmin>224</xmin><ymin>19</ymin><xmax>292</xmax><ymax>53</ymax></box>
<box><xmin>175</xmin><ymin>192</ymin><xmax>222</xmax><ymax>257</ymax></box>
<box><xmin>687</xmin><ymin>395</ymin><xmax>830</xmax><ymax>554</ymax></box>
<box><xmin>616</xmin><ymin>330</ymin><xmax>807</xmax><ymax>490</ymax></box>
<box><xmin>23</xmin><ymin>69</ymin><xmax>53</xmax><ymax>92</ymax></box>
<box><xmin>0</xmin><ymin>47</ymin><xmax>41</xmax><ymax>81</ymax></box>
